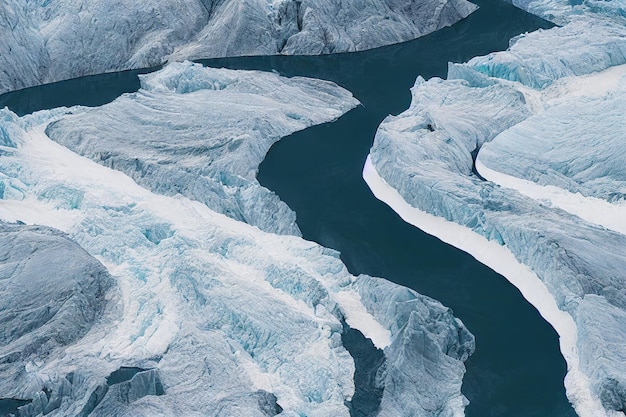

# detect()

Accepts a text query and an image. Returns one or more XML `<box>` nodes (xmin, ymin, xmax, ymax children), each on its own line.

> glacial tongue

<box><xmin>45</xmin><ymin>61</ymin><xmax>360</xmax><ymax>236</ymax></box>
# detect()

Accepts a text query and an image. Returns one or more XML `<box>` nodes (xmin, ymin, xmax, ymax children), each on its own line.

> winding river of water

<box><xmin>0</xmin><ymin>1</ymin><xmax>577</xmax><ymax>415</ymax></box>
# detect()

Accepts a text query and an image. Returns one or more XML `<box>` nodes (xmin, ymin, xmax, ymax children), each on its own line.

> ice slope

<box><xmin>0</xmin><ymin>68</ymin><xmax>474</xmax><ymax>416</ymax></box>
<box><xmin>0</xmin><ymin>223</ymin><xmax>113</xmax><ymax>410</ymax></box>
<box><xmin>477</xmin><ymin>66</ymin><xmax>626</xmax><ymax>234</ymax></box>
<box><xmin>0</xmin><ymin>0</ymin><xmax>477</xmax><ymax>94</ymax></box>
<box><xmin>365</xmin><ymin>18</ymin><xmax>626</xmax><ymax>417</ymax></box>
<box><xmin>503</xmin><ymin>0</ymin><xmax>626</xmax><ymax>25</ymax></box>
<box><xmin>45</xmin><ymin>61</ymin><xmax>359</xmax><ymax>236</ymax></box>
<box><xmin>462</xmin><ymin>19</ymin><xmax>626</xmax><ymax>89</ymax></box>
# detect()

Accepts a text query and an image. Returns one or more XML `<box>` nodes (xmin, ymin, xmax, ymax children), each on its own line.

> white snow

<box><xmin>333</xmin><ymin>289</ymin><xmax>392</xmax><ymax>349</ymax></box>
<box><xmin>476</xmin><ymin>159</ymin><xmax>626</xmax><ymax>235</ymax></box>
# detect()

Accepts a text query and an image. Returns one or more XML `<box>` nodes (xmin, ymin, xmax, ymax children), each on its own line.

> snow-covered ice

<box><xmin>461</xmin><ymin>19</ymin><xmax>626</xmax><ymax>89</ymax></box>
<box><xmin>0</xmin><ymin>0</ymin><xmax>477</xmax><ymax>94</ymax></box>
<box><xmin>0</xmin><ymin>65</ymin><xmax>474</xmax><ymax>416</ymax></box>
<box><xmin>504</xmin><ymin>0</ymin><xmax>626</xmax><ymax>25</ymax></box>
<box><xmin>476</xmin><ymin>65</ymin><xmax>626</xmax><ymax>234</ymax></box>
<box><xmin>365</xmin><ymin>11</ymin><xmax>626</xmax><ymax>416</ymax></box>
<box><xmin>46</xmin><ymin>61</ymin><xmax>359</xmax><ymax>236</ymax></box>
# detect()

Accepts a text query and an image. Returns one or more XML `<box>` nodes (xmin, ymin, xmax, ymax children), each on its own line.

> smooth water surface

<box><xmin>0</xmin><ymin>1</ymin><xmax>576</xmax><ymax>415</ymax></box>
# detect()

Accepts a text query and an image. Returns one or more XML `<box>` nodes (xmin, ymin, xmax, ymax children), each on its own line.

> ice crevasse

<box><xmin>364</xmin><ymin>9</ymin><xmax>626</xmax><ymax>417</ymax></box>
<box><xmin>0</xmin><ymin>63</ymin><xmax>475</xmax><ymax>417</ymax></box>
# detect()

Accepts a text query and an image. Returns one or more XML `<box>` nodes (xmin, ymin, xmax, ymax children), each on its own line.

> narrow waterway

<box><xmin>0</xmin><ymin>1</ymin><xmax>577</xmax><ymax>415</ymax></box>
<box><xmin>204</xmin><ymin>2</ymin><xmax>575</xmax><ymax>416</ymax></box>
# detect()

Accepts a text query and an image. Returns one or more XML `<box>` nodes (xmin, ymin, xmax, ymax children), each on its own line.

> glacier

<box><xmin>476</xmin><ymin>66</ymin><xmax>626</xmax><ymax>234</ymax></box>
<box><xmin>502</xmin><ymin>0</ymin><xmax>626</xmax><ymax>25</ymax></box>
<box><xmin>0</xmin><ymin>223</ymin><xmax>113</xmax><ymax>413</ymax></box>
<box><xmin>460</xmin><ymin>18</ymin><xmax>626</xmax><ymax>89</ymax></box>
<box><xmin>0</xmin><ymin>65</ymin><xmax>474</xmax><ymax>416</ymax></box>
<box><xmin>45</xmin><ymin>61</ymin><xmax>360</xmax><ymax>236</ymax></box>
<box><xmin>0</xmin><ymin>0</ymin><xmax>477</xmax><ymax>95</ymax></box>
<box><xmin>364</xmin><ymin>9</ymin><xmax>626</xmax><ymax>417</ymax></box>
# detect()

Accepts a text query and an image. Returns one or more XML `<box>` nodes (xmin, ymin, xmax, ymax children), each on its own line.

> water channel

<box><xmin>0</xmin><ymin>1</ymin><xmax>577</xmax><ymax>415</ymax></box>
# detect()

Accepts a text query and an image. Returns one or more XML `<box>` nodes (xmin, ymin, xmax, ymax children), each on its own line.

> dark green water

<box><xmin>0</xmin><ymin>1</ymin><xmax>577</xmax><ymax>416</ymax></box>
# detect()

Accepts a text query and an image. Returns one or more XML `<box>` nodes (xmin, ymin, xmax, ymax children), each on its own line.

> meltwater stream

<box><xmin>0</xmin><ymin>0</ymin><xmax>577</xmax><ymax>415</ymax></box>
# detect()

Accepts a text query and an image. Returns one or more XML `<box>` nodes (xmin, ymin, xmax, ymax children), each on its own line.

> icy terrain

<box><xmin>0</xmin><ymin>223</ymin><xmax>113</xmax><ymax>415</ymax></box>
<box><xmin>0</xmin><ymin>0</ymin><xmax>477</xmax><ymax>94</ymax></box>
<box><xmin>476</xmin><ymin>65</ymin><xmax>626</xmax><ymax>234</ymax></box>
<box><xmin>503</xmin><ymin>0</ymin><xmax>626</xmax><ymax>25</ymax></box>
<box><xmin>365</xmin><ymin>13</ymin><xmax>626</xmax><ymax>417</ymax></box>
<box><xmin>45</xmin><ymin>61</ymin><xmax>359</xmax><ymax>236</ymax></box>
<box><xmin>0</xmin><ymin>66</ymin><xmax>474</xmax><ymax>416</ymax></box>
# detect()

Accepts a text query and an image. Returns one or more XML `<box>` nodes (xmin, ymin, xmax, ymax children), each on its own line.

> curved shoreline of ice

<box><xmin>362</xmin><ymin>155</ymin><xmax>618</xmax><ymax>417</ymax></box>
<box><xmin>366</xmin><ymin>33</ymin><xmax>626</xmax><ymax>410</ymax></box>
<box><xmin>44</xmin><ymin>61</ymin><xmax>360</xmax><ymax>236</ymax></box>
<box><xmin>0</xmin><ymin>0</ymin><xmax>477</xmax><ymax>95</ymax></box>
<box><xmin>0</xmin><ymin>63</ymin><xmax>474</xmax><ymax>416</ymax></box>
<box><xmin>475</xmin><ymin>158</ymin><xmax>626</xmax><ymax>235</ymax></box>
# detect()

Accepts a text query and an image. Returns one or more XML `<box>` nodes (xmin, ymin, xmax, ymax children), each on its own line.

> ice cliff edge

<box><xmin>0</xmin><ymin>0</ymin><xmax>477</xmax><ymax>94</ymax></box>
<box><xmin>0</xmin><ymin>63</ymin><xmax>475</xmax><ymax>416</ymax></box>
<box><xmin>364</xmin><ymin>14</ymin><xmax>626</xmax><ymax>417</ymax></box>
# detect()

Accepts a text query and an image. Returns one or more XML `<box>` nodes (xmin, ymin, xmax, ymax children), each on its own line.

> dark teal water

<box><xmin>0</xmin><ymin>2</ymin><xmax>577</xmax><ymax>416</ymax></box>
<box><xmin>0</xmin><ymin>66</ymin><xmax>161</xmax><ymax>115</ymax></box>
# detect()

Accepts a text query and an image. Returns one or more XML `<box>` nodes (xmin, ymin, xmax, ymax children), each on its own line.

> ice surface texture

<box><xmin>0</xmin><ymin>223</ymin><xmax>113</xmax><ymax>412</ymax></box>
<box><xmin>462</xmin><ymin>19</ymin><xmax>626</xmax><ymax>89</ymax></box>
<box><xmin>367</xmin><ymin>15</ymin><xmax>626</xmax><ymax>417</ymax></box>
<box><xmin>354</xmin><ymin>276</ymin><xmax>475</xmax><ymax>417</ymax></box>
<box><xmin>504</xmin><ymin>0</ymin><xmax>626</xmax><ymax>25</ymax></box>
<box><xmin>0</xmin><ymin>65</ymin><xmax>474</xmax><ymax>416</ymax></box>
<box><xmin>46</xmin><ymin>61</ymin><xmax>359</xmax><ymax>235</ymax></box>
<box><xmin>477</xmin><ymin>68</ymin><xmax>626</xmax><ymax>203</ymax></box>
<box><xmin>0</xmin><ymin>0</ymin><xmax>476</xmax><ymax>94</ymax></box>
